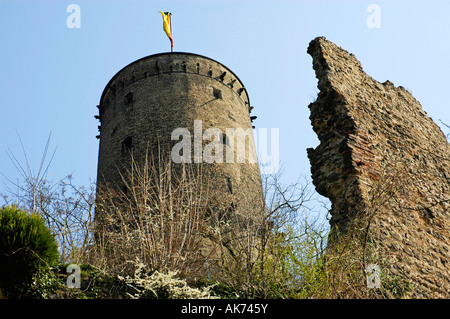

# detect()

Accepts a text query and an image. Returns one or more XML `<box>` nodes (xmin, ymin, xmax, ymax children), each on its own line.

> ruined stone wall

<box><xmin>307</xmin><ymin>37</ymin><xmax>449</xmax><ymax>298</ymax></box>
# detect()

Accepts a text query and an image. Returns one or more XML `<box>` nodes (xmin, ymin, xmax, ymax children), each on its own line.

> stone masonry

<box><xmin>95</xmin><ymin>53</ymin><xmax>264</xmax><ymax>215</ymax></box>
<box><xmin>307</xmin><ymin>37</ymin><xmax>449</xmax><ymax>298</ymax></box>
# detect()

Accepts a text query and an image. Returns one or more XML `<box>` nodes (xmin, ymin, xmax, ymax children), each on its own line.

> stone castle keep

<box><xmin>95</xmin><ymin>52</ymin><xmax>264</xmax><ymax>224</ymax></box>
<box><xmin>94</xmin><ymin>40</ymin><xmax>449</xmax><ymax>298</ymax></box>
<box><xmin>307</xmin><ymin>37</ymin><xmax>449</xmax><ymax>298</ymax></box>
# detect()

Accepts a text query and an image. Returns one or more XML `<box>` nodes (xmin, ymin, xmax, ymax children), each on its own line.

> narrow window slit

<box><xmin>124</xmin><ymin>92</ymin><xmax>134</xmax><ymax>106</ymax></box>
<box><xmin>122</xmin><ymin>136</ymin><xmax>133</xmax><ymax>155</ymax></box>
<box><xmin>213</xmin><ymin>88</ymin><xmax>222</xmax><ymax>99</ymax></box>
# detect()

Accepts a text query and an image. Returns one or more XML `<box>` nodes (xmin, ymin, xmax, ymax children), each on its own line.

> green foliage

<box><xmin>26</xmin><ymin>266</ymin><xmax>61</xmax><ymax>299</ymax></box>
<box><xmin>53</xmin><ymin>263</ymin><xmax>129</xmax><ymax>299</ymax></box>
<box><xmin>0</xmin><ymin>205</ymin><xmax>59</xmax><ymax>298</ymax></box>
<box><xmin>200</xmin><ymin>280</ymin><xmax>240</xmax><ymax>299</ymax></box>
<box><xmin>379</xmin><ymin>272</ymin><xmax>413</xmax><ymax>299</ymax></box>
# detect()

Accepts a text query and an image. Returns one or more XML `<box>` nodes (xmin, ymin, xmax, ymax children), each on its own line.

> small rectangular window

<box><xmin>213</xmin><ymin>88</ymin><xmax>222</xmax><ymax>99</ymax></box>
<box><xmin>122</xmin><ymin>136</ymin><xmax>133</xmax><ymax>155</ymax></box>
<box><xmin>124</xmin><ymin>92</ymin><xmax>134</xmax><ymax>106</ymax></box>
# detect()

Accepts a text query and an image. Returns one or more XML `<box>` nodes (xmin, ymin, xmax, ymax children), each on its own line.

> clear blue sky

<box><xmin>1</xmin><ymin>1</ymin><xmax>449</xmax><ymax>219</ymax></box>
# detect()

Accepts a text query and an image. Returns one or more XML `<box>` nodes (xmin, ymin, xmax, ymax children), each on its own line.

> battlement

<box><xmin>98</xmin><ymin>53</ymin><xmax>251</xmax><ymax>117</ymax></box>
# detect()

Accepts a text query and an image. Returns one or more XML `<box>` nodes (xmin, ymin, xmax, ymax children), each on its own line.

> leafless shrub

<box><xmin>1</xmin><ymin>133</ymin><xmax>96</xmax><ymax>264</ymax></box>
<box><xmin>92</xmin><ymin>150</ymin><xmax>214</xmax><ymax>278</ymax></box>
<box><xmin>317</xmin><ymin>160</ymin><xmax>417</xmax><ymax>299</ymax></box>
<box><xmin>208</xmin><ymin>169</ymin><xmax>328</xmax><ymax>298</ymax></box>
<box><xmin>3</xmin><ymin>134</ymin><xmax>419</xmax><ymax>298</ymax></box>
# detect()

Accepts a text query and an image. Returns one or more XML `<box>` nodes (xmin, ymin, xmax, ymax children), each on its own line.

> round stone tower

<box><xmin>95</xmin><ymin>52</ymin><xmax>263</xmax><ymax>218</ymax></box>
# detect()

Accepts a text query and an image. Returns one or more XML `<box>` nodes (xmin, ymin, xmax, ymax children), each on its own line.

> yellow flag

<box><xmin>159</xmin><ymin>11</ymin><xmax>173</xmax><ymax>49</ymax></box>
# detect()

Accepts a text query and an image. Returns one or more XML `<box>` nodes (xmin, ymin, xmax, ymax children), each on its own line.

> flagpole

<box><xmin>169</xmin><ymin>13</ymin><xmax>173</xmax><ymax>52</ymax></box>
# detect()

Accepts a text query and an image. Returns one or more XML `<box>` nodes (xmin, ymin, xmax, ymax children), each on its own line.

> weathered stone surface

<box><xmin>307</xmin><ymin>37</ymin><xmax>449</xmax><ymax>298</ymax></box>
